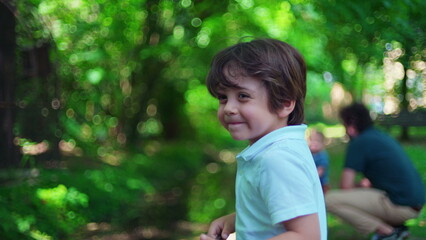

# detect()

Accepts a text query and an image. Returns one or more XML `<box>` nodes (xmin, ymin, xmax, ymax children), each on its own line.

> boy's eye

<box><xmin>239</xmin><ymin>93</ymin><xmax>250</xmax><ymax>99</ymax></box>
<box><xmin>217</xmin><ymin>95</ymin><xmax>227</xmax><ymax>103</ymax></box>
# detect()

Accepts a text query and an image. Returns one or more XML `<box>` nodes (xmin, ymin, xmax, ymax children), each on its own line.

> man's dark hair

<box><xmin>339</xmin><ymin>102</ymin><xmax>373</xmax><ymax>133</ymax></box>
<box><xmin>206</xmin><ymin>38</ymin><xmax>306</xmax><ymax>125</ymax></box>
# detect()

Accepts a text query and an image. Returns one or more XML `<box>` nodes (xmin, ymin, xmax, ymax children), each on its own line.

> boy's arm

<box><xmin>268</xmin><ymin>213</ymin><xmax>320</xmax><ymax>240</ymax></box>
<box><xmin>200</xmin><ymin>213</ymin><xmax>236</xmax><ymax>240</ymax></box>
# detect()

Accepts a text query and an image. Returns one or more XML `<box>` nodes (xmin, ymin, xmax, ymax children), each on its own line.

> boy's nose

<box><xmin>224</xmin><ymin>100</ymin><xmax>237</xmax><ymax>115</ymax></box>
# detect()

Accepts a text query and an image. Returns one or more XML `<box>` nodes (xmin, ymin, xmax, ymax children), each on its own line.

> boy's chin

<box><xmin>231</xmin><ymin>136</ymin><xmax>246</xmax><ymax>141</ymax></box>
<box><xmin>229</xmin><ymin>134</ymin><xmax>248</xmax><ymax>141</ymax></box>
<box><xmin>232</xmin><ymin>136</ymin><xmax>261</xmax><ymax>144</ymax></box>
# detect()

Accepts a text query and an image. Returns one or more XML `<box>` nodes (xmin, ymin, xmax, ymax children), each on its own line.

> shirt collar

<box><xmin>236</xmin><ymin>124</ymin><xmax>307</xmax><ymax>162</ymax></box>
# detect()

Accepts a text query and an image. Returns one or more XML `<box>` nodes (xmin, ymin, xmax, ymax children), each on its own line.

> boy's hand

<box><xmin>200</xmin><ymin>233</ymin><xmax>221</xmax><ymax>240</ymax></box>
<box><xmin>200</xmin><ymin>213</ymin><xmax>236</xmax><ymax>240</ymax></box>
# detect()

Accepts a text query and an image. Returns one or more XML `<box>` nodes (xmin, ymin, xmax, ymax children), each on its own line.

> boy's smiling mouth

<box><xmin>227</xmin><ymin>122</ymin><xmax>245</xmax><ymax>130</ymax></box>
<box><xmin>225</xmin><ymin>119</ymin><xmax>245</xmax><ymax>125</ymax></box>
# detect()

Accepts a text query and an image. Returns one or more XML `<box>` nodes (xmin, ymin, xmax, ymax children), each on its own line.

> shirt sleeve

<box><xmin>258</xmin><ymin>147</ymin><xmax>319</xmax><ymax>225</ymax></box>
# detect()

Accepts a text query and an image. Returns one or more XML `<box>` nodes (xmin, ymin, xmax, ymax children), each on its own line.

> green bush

<box><xmin>0</xmin><ymin>182</ymin><xmax>88</xmax><ymax>240</ymax></box>
<box><xmin>0</xmin><ymin>141</ymin><xmax>208</xmax><ymax>239</ymax></box>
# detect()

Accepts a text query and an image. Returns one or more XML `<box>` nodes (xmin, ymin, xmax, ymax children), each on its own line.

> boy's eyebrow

<box><xmin>217</xmin><ymin>82</ymin><xmax>244</xmax><ymax>90</ymax></box>
<box><xmin>217</xmin><ymin>84</ymin><xmax>251</xmax><ymax>94</ymax></box>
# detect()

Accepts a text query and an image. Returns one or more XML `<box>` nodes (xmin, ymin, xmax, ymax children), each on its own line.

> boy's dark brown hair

<box><xmin>206</xmin><ymin>38</ymin><xmax>306</xmax><ymax>125</ymax></box>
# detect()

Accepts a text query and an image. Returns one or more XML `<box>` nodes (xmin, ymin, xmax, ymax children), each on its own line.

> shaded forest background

<box><xmin>0</xmin><ymin>0</ymin><xmax>425</xmax><ymax>239</ymax></box>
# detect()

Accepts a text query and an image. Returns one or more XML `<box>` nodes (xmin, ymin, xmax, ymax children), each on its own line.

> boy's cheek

<box><xmin>217</xmin><ymin>110</ymin><xmax>224</xmax><ymax>123</ymax></box>
<box><xmin>218</xmin><ymin>119</ymin><xmax>227</xmax><ymax>130</ymax></box>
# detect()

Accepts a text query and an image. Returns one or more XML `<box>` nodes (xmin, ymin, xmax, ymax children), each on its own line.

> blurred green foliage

<box><xmin>0</xmin><ymin>142</ymin><xmax>207</xmax><ymax>239</ymax></box>
<box><xmin>1</xmin><ymin>0</ymin><xmax>425</xmax><ymax>239</ymax></box>
<box><xmin>0</xmin><ymin>176</ymin><xmax>88</xmax><ymax>239</ymax></box>
<box><xmin>11</xmin><ymin>0</ymin><xmax>426</xmax><ymax>159</ymax></box>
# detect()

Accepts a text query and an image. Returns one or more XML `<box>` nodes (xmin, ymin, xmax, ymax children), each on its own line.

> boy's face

<box><xmin>216</xmin><ymin>70</ymin><xmax>288</xmax><ymax>145</ymax></box>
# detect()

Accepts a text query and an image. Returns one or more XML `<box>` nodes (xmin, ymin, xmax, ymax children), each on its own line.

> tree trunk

<box><xmin>399</xmin><ymin>58</ymin><xmax>410</xmax><ymax>141</ymax></box>
<box><xmin>0</xmin><ymin>3</ymin><xmax>21</xmax><ymax>168</ymax></box>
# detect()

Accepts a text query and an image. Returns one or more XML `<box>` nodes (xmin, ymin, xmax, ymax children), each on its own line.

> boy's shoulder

<box><xmin>257</xmin><ymin>140</ymin><xmax>312</xmax><ymax>166</ymax></box>
<box><xmin>239</xmin><ymin>125</ymin><xmax>308</xmax><ymax>161</ymax></box>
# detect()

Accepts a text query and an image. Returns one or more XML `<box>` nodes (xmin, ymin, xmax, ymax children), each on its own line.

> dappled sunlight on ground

<box><xmin>79</xmin><ymin>221</ymin><xmax>211</xmax><ymax>240</ymax></box>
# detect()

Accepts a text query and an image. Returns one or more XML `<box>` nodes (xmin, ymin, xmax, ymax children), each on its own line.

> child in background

<box><xmin>308</xmin><ymin>129</ymin><xmax>330</xmax><ymax>194</ymax></box>
<box><xmin>200</xmin><ymin>38</ymin><xmax>327</xmax><ymax>240</ymax></box>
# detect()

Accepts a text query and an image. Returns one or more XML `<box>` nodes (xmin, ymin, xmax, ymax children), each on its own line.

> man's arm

<box><xmin>340</xmin><ymin>168</ymin><xmax>356</xmax><ymax>189</ymax></box>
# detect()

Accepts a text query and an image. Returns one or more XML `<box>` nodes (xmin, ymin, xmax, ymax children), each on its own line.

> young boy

<box><xmin>200</xmin><ymin>38</ymin><xmax>327</xmax><ymax>240</ymax></box>
<box><xmin>308</xmin><ymin>129</ymin><xmax>330</xmax><ymax>194</ymax></box>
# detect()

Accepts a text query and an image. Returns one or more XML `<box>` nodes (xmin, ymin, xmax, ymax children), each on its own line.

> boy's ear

<box><xmin>277</xmin><ymin>100</ymin><xmax>295</xmax><ymax>118</ymax></box>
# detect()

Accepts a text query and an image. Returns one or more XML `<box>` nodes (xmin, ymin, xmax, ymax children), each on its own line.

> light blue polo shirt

<box><xmin>235</xmin><ymin>125</ymin><xmax>327</xmax><ymax>240</ymax></box>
